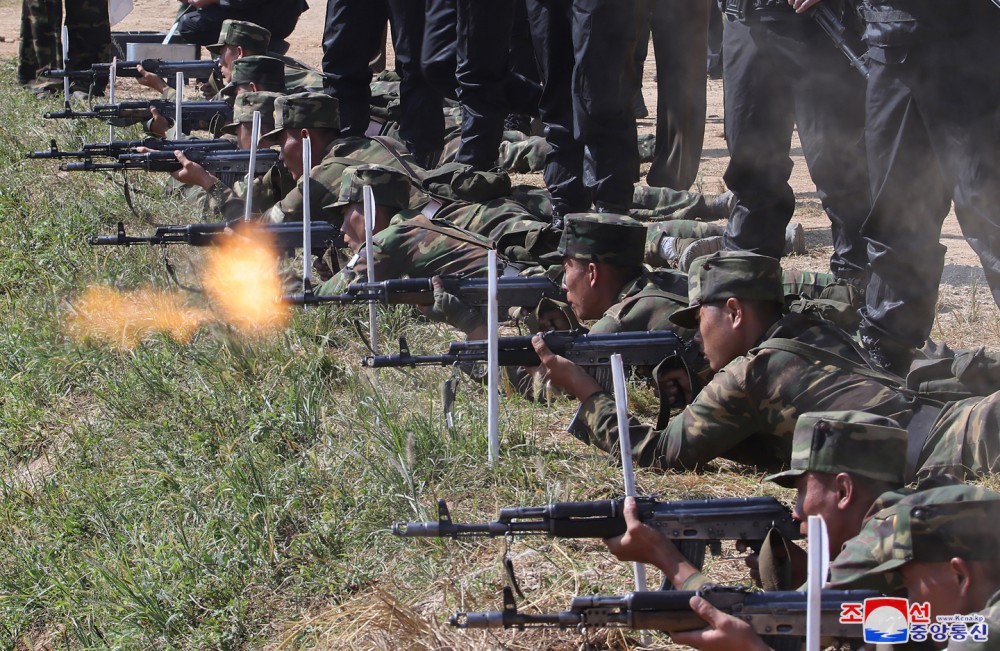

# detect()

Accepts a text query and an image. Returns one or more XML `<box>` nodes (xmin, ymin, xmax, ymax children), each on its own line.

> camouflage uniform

<box><xmin>568</xmin><ymin>252</ymin><xmax>919</xmax><ymax>472</ymax></box>
<box><xmin>830</xmin><ymin>484</ymin><xmax>1000</xmax><ymax>651</ymax></box>
<box><xmin>202</xmin><ymin>91</ymin><xmax>295</xmax><ymax>221</ymax></box>
<box><xmin>315</xmin><ymin>166</ymin><xmax>493</xmax><ymax>296</ymax></box>
<box><xmin>19</xmin><ymin>0</ymin><xmax>111</xmax><ymax>94</ymax></box>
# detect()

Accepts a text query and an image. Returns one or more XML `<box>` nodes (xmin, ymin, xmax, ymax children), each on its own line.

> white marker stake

<box><xmin>244</xmin><ymin>110</ymin><xmax>261</xmax><ymax>222</ymax></box>
<box><xmin>301</xmin><ymin>136</ymin><xmax>313</xmax><ymax>288</ymax></box>
<box><xmin>487</xmin><ymin>250</ymin><xmax>500</xmax><ymax>465</ymax></box>
<box><xmin>363</xmin><ymin>184</ymin><xmax>379</xmax><ymax>355</ymax></box>
<box><xmin>174</xmin><ymin>72</ymin><xmax>184</xmax><ymax>136</ymax></box>
<box><xmin>806</xmin><ymin>515</ymin><xmax>831</xmax><ymax>651</ymax></box>
<box><xmin>108</xmin><ymin>57</ymin><xmax>117</xmax><ymax>142</ymax></box>
<box><xmin>61</xmin><ymin>25</ymin><xmax>70</xmax><ymax>104</ymax></box>
<box><xmin>611</xmin><ymin>353</ymin><xmax>649</xmax><ymax>645</ymax></box>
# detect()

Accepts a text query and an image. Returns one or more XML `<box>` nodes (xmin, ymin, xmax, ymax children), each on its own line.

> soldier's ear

<box><xmin>950</xmin><ymin>557</ymin><xmax>973</xmax><ymax>596</ymax></box>
<box><xmin>586</xmin><ymin>262</ymin><xmax>599</xmax><ymax>288</ymax></box>
<box><xmin>833</xmin><ymin>472</ymin><xmax>854</xmax><ymax>509</ymax></box>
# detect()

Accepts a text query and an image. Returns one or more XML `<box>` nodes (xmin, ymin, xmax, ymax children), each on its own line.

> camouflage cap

<box><xmin>325</xmin><ymin>164</ymin><xmax>413</xmax><ymax>212</ymax></box>
<box><xmin>765</xmin><ymin>411</ymin><xmax>908</xmax><ymax>488</ymax></box>
<box><xmin>206</xmin><ymin>19</ymin><xmax>271</xmax><ymax>54</ymax></box>
<box><xmin>862</xmin><ymin>485</ymin><xmax>1000</xmax><ymax>577</ymax></box>
<box><xmin>220</xmin><ymin>91</ymin><xmax>282</xmax><ymax>136</ymax></box>
<box><xmin>260</xmin><ymin>92</ymin><xmax>340</xmax><ymax>141</ymax></box>
<box><xmin>556</xmin><ymin>213</ymin><xmax>646</xmax><ymax>267</ymax></box>
<box><xmin>221</xmin><ymin>56</ymin><xmax>285</xmax><ymax>97</ymax></box>
<box><xmin>669</xmin><ymin>251</ymin><xmax>784</xmax><ymax>329</ymax></box>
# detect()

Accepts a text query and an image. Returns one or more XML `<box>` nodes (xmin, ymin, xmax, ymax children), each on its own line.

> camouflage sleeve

<box><xmin>568</xmin><ymin>358</ymin><xmax>763</xmax><ymax>470</ymax></box>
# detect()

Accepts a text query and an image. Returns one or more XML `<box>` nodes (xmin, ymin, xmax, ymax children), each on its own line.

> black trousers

<box><xmin>321</xmin><ymin>0</ymin><xmax>444</xmax><ymax>161</ymax></box>
<box><xmin>177</xmin><ymin>1</ymin><xmax>307</xmax><ymax>46</ymax></box>
<box><xmin>721</xmin><ymin>11</ymin><xmax>869</xmax><ymax>277</ymax></box>
<box><xmin>860</xmin><ymin>17</ymin><xmax>1000</xmax><ymax>349</ymax></box>
<box><xmin>525</xmin><ymin>0</ymin><xmax>638</xmax><ymax>214</ymax></box>
<box><xmin>641</xmin><ymin>0</ymin><xmax>710</xmax><ymax>191</ymax></box>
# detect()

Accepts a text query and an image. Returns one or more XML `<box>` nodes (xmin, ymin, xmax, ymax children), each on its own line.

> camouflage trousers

<box><xmin>18</xmin><ymin>0</ymin><xmax>111</xmax><ymax>90</ymax></box>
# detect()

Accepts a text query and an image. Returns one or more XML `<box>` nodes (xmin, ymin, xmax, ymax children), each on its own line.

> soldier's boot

<box><xmin>783</xmin><ymin>223</ymin><xmax>806</xmax><ymax>255</ymax></box>
<box><xmin>677</xmin><ymin>235</ymin><xmax>725</xmax><ymax>272</ymax></box>
<box><xmin>706</xmin><ymin>190</ymin><xmax>735</xmax><ymax>221</ymax></box>
<box><xmin>859</xmin><ymin>323</ymin><xmax>915</xmax><ymax>376</ymax></box>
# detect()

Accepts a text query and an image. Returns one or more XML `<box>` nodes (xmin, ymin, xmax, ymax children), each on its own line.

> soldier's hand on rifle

<box><xmin>788</xmin><ymin>0</ymin><xmax>822</xmax><ymax>12</ymax></box>
<box><xmin>135</xmin><ymin>64</ymin><xmax>167</xmax><ymax>94</ymax></box>
<box><xmin>604</xmin><ymin>496</ymin><xmax>702</xmax><ymax>588</ymax></box>
<box><xmin>657</xmin><ymin>365</ymin><xmax>693</xmax><ymax>408</ymax></box>
<box><xmin>423</xmin><ymin>276</ymin><xmax>487</xmax><ymax>338</ymax></box>
<box><xmin>170</xmin><ymin>150</ymin><xmax>219</xmax><ymax>190</ymax></box>
<box><xmin>148</xmin><ymin>106</ymin><xmax>170</xmax><ymax>138</ymax></box>
<box><xmin>668</xmin><ymin>595</ymin><xmax>774</xmax><ymax>651</ymax></box>
<box><xmin>531</xmin><ymin>334</ymin><xmax>602</xmax><ymax>401</ymax></box>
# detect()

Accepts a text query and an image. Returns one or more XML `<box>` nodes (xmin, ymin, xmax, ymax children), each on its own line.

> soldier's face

<box><xmin>693</xmin><ymin>302</ymin><xmax>743</xmax><ymax>371</ymax></box>
<box><xmin>561</xmin><ymin>258</ymin><xmax>601</xmax><ymax>320</ymax></box>
<box><xmin>219</xmin><ymin>45</ymin><xmax>240</xmax><ymax>82</ymax></box>
<box><xmin>898</xmin><ymin>561</ymin><xmax>967</xmax><ymax>624</ymax></box>
<box><xmin>793</xmin><ymin>472</ymin><xmax>850</xmax><ymax>559</ymax></box>
<box><xmin>341</xmin><ymin>204</ymin><xmax>366</xmax><ymax>253</ymax></box>
<box><xmin>237</xmin><ymin>124</ymin><xmax>273</xmax><ymax>150</ymax></box>
<box><xmin>279</xmin><ymin>129</ymin><xmax>304</xmax><ymax>179</ymax></box>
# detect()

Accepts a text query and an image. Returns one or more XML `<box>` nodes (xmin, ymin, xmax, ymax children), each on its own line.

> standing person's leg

<box><xmin>645</xmin><ymin>0</ymin><xmax>709</xmax><ymax>191</ymax></box>
<box><xmin>570</xmin><ymin>0</ymin><xmax>638</xmax><ymax>212</ymax></box>
<box><xmin>387</xmin><ymin>0</ymin><xmax>445</xmax><ymax>168</ymax></box>
<box><xmin>707</xmin><ymin>0</ymin><xmax>723</xmax><ymax>79</ymax></box>
<box><xmin>18</xmin><ymin>0</ymin><xmax>61</xmax><ymax>87</ymax></box>
<box><xmin>721</xmin><ymin>15</ymin><xmax>796</xmax><ymax>259</ymax></box>
<box><xmin>64</xmin><ymin>0</ymin><xmax>111</xmax><ymax>94</ymax></box>
<box><xmin>525</xmin><ymin>0</ymin><xmax>589</xmax><ymax>217</ymax></box>
<box><xmin>322</xmin><ymin>0</ymin><xmax>389</xmax><ymax>136</ymax></box>
<box><xmin>454</xmin><ymin>0</ymin><xmax>515</xmax><ymax>170</ymax></box>
<box><xmin>504</xmin><ymin>0</ymin><xmax>542</xmax><ymax>119</ymax></box>
<box><xmin>631</xmin><ymin>0</ymin><xmax>651</xmax><ymax>119</ymax></box>
<box><xmin>421</xmin><ymin>0</ymin><xmax>457</xmax><ymax>98</ymax></box>
<box><xmin>786</xmin><ymin>19</ymin><xmax>869</xmax><ymax>281</ymax></box>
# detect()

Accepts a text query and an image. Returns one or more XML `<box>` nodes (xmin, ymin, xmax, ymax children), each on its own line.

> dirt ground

<box><xmin>1</xmin><ymin>0</ymin><xmax>995</xmax><ymax>347</ymax></box>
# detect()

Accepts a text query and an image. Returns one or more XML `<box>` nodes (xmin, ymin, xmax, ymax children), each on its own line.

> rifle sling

<box><xmin>371</xmin><ymin>135</ymin><xmax>422</xmax><ymax>181</ymax></box>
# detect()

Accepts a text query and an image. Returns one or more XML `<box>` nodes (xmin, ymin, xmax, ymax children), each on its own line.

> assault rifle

<box><xmin>27</xmin><ymin>137</ymin><xmax>236</xmax><ymax>161</ymax></box>
<box><xmin>363</xmin><ymin>329</ymin><xmax>690</xmax><ymax>370</ymax></box>
<box><xmin>41</xmin><ymin>58</ymin><xmax>218</xmax><ymax>86</ymax></box>
<box><xmin>61</xmin><ymin>148</ymin><xmax>277</xmax><ymax>187</ymax></box>
<box><xmin>395</xmin><ymin>496</ymin><xmax>800</xmax><ymax>572</ymax></box>
<box><xmin>809</xmin><ymin>3</ymin><xmax>870</xmax><ymax>78</ymax></box>
<box><xmin>44</xmin><ymin>100</ymin><xmax>231</xmax><ymax>131</ymax></box>
<box><xmin>284</xmin><ymin>275</ymin><xmax>565</xmax><ymax>308</ymax></box>
<box><xmin>89</xmin><ymin>220</ymin><xmax>344</xmax><ymax>255</ymax></box>
<box><xmin>451</xmin><ymin>585</ymin><xmax>877</xmax><ymax>650</ymax></box>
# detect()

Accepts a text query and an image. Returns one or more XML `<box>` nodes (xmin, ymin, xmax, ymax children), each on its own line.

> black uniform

<box><xmin>858</xmin><ymin>0</ymin><xmax>1000</xmax><ymax>371</ymax></box>
<box><xmin>524</xmin><ymin>0</ymin><xmax>639</xmax><ymax>216</ymax></box>
<box><xmin>720</xmin><ymin>0</ymin><xmax>869</xmax><ymax>281</ymax></box>
<box><xmin>321</xmin><ymin>0</ymin><xmax>444</xmax><ymax>166</ymax></box>
<box><xmin>177</xmin><ymin>0</ymin><xmax>307</xmax><ymax>49</ymax></box>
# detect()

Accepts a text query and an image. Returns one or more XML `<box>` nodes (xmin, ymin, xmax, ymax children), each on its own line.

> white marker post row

<box><xmin>806</xmin><ymin>515</ymin><xmax>830</xmax><ymax>651</ymax></box>
<box><xmin>363</xmin><ymin>185</ymin><xmax>379</xmax><ymax>357</ymax></box>
<box><xmin>244</xmin><ymin>111</ymin><xmax>261</xmax><ymax>222</ymax></box>
<box><xmin>487</xmin><ymin>250</ymin><xmax>500</xmax><ymax>465</ymax></box>
<box><xmin>302</xmin><ymin>136</ymin><xmax>313</xmax><ymax>290</ymax></box>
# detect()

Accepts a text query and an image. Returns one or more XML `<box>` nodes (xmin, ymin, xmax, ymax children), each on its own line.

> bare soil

<box><xmin>0</xmin><ymin>0</ymin><xmax>994</xmax><ymax>346</ymax></box>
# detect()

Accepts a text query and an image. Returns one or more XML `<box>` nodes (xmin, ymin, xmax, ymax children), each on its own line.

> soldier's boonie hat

<box><xmin>669</xmin><ymin>251</ymin><xmax>784</xmax><ymax>329</ymax></box>
<box><xmin>220</xmin><ymin>91</ymin><xmax>282</xmax><ymax>136</ymax></box>
<box><xmin>206</xmin><ymin>19</ymin><xmax>271</xmax><ymax>54</ymax></box>
<box><xmin>865</xmin><ymin>485</ymin><xmax>1000</xmax><ymax>577</ymax></box>
<box><xmin>221</xmin><ymin>56</ymin><xmax>285</xmax><ymax>97</ymax></box>
<box><xmin>325</xmin><ymin>164</ymin><xmax>413</xmax><ymax>212</ymax></box>
<box><xmin>765</xmin><ymin>411</ymin><xmax>908</xmax><ymax>488</ymax></box>
<box><xmin>556</xmin><ymin>213</ymin><xmax>646</xmax><ymax>267</ymax></box>
<box><xmin>260</xmin><ymin>92</ymin><xmax>340</xmax><ymax>141</ymax></box>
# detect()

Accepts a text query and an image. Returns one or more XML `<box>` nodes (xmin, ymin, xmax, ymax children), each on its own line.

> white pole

<box><xmin>108</xmin><ymin>57</ymin><xmax>117</xmax><ymax>142</ymax></box>
<box><xmin>61</xmin><ymin>25</ymin><xmax>70</xmax><ymax>104</ymax></box>
<box><xmin>487</xmin><ymin>250</ymin><xmax>500</xmax><ymax>466</ymax></box>
<box><xmin>363</xmin><ymin>184</ymin><xmax>379</xmax><ymax>355</ymax></box>
<box><xmin>243</xmin><ymin>110</ymin><xmax>260</xmax><ymax>222</ymax></box>
<box><xmin>301</xmin><ymin>136</ymin><xmax>312</xmax><ymax>289</ymax></box>
<box><xmin>174</xmin><ymin>72</ymin><xmax>184</xmax><ymax>136</ymax></box>
<box><xmin>611</xmin><ymin>353</ymin><xmax>649</xmax><ymax>645</ymax></box>
<box><xmin>806</xmin><ymin>515</ymin><xmax>830</xmax><ymax>651</ymax></box>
